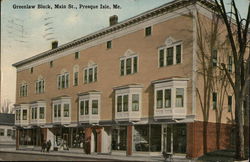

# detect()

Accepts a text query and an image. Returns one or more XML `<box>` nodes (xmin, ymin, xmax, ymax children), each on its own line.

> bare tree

<box><xmin>0</xmin><ymin>99</ymin><xmax>14</xmax><ymax>114</ymax></box>
<box><xmin>215</xmin><ymin>0</ymin><xmax>250</xmax><ymax>160</ymax></box>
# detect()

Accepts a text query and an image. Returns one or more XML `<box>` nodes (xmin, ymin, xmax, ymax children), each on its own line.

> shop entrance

<box><xmin>162</xmin><ymin>124</ymin><xmax>186</xmax><ymax>154</ymax></box>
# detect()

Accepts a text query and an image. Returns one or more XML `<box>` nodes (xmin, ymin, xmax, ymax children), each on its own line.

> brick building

<box><xmin>13</xmin><ymin>0</ymin><xmax>235</xmax><ymax>158</ymax></box>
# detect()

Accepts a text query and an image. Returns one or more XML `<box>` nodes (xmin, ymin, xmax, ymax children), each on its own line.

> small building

<box><xmin>0</xmin><ymin>113</ymin><xmax>15</xmax><ymax>146</ymax></box>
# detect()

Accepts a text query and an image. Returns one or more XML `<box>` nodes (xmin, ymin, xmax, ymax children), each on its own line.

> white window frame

<box><xmin>83</xmin><ymin>65</ymin><xmax>98</xmax><ymax>84</ymax></box>
<box><xmin>52</xmin><ymin>97</ymin><xmax>71</xmax><ymax>124</ymax></box>
<box><xmin>35</xmin><ymin>79</ymin><xmax>45</xmax><ymax>94</ymax></box>
<box><xmin>57</xmin><ymin>72</ymin><xmax>70</xmax><ymax>89</ymax></box>
<box><xmin>120</xmin><ymin>55</ymin><xmax>139</xmax><ymax>76</ymax></box>
<box><xmin>19</xmin><ymin>83</ymin><xmax>28</xmax><ymax>97</ymax></box>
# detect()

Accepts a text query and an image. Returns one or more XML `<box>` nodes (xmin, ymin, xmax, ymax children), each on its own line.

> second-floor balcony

<box><xmin>52</xmin><ymin>96</ymin><xmax>71</xmax><ymax>125</ymax></box>
<box><xmin>114</xmin><ymin>84</ymin><xmax>143</xmax><ymax>122</ymax></box>
<box><xmin>152</xmin><ymin>77</ymin><xmax>189</xmax><ymax>120</ymax></box>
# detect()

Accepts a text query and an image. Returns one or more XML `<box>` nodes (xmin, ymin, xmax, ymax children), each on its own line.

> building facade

<box><xmin>0</xmin><ymin>113</ymin><xmax>16</xmax><ymax>146</ymax></box>
<box><xmin>13</xmin><ymin>0</ymin><xmax>235</xmax><ymax>158</ymax></box>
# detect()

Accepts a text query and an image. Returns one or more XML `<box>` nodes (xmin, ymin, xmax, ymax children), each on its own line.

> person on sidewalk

<box><xmin>46</xmin><ymin>140</ymin><xmax>51</xmax><ymax>152</ymax></box>
<box><xmin>41</xmin><ymin>141</ymin><xmax>47</xmax><ymax>152</ymax></box>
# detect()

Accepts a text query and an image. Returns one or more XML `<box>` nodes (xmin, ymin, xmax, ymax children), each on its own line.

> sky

<box><xmin>1</xmin><ymin>0</ymin><xmax>249</xmax><ymax>109</ymax></box>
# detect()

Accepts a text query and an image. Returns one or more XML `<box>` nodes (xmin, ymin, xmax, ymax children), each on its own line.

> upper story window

<box><xmin>35</xmin><ymin>76</ymin><xmax>45</xmax><ymax>94</ymax></box>
<box><xmin>228</xmin><ymin>95</ymin><xmax>232</xmax><ymax>112</ymax></box>
<box><xmin>30</xmin><ymin>67</ymin><xmax>33</xmax><ymax>74</ymax></box>
<box><xmin>158</xmin><ymin>37</ymin><xmax>182</xmax><ymax>68</ymax></box>
<box><xmin>31</xmin><ymin>107</ymin><xmax>37</xmax><ymax>119</ymax></box>
<box><xmin>145</xmin><ymin>26</ymin><xmax>152</xmax><ymax>36</ymax></box>
<box><xmin>212</xmin><ymin>92</ymin><xmax>217</xmax><ymax>110</ymax></box>
<box><xmin>228</xmin><ymin>56</ymin><xmax>233</xmax><ymax>73</ymax></box>
<box><xmin>120</xmin><ymin>49</ymin><xmax>138</xmax><ymax>76</ymax></box>
<box><xmin>19</xmin><ymin>82</ymin><xmax>28</xmax><ymax>97</ymax></box>
<box><xmin>30</xmin><ymin>101</ymin><xmax>46</xmax><ymax>121</ymax></box>
<box><xmin>14</xmin><ymin>104</ymin><xmax>29</xmax><ymax>123</ymax></box>
<box><xmin>107</xmin><ymin>40</ymin><xmax>112</xmax><ymax>49</ymax></box>
<box><xmin>84</xmin><ymin>63</ymin><xmax>97</xmax><ymax>84</ymax></box>
<box><xmin>52</xmin><ymin>96</ymin><xmax>71</xmax><ymax>122</ymax></box>
<box><xmin>57</xmin><ymin>69</ymin><xmax>69</xmax><ymax>89</ymax></box>
<box><xmin>50</xmin><ymin>61</ymin><xmax>53</xmax><ymax>68</ymax></box>
<box><xmin>212</xmin><ymin>49</ymin><xmax>218</xmax><ymax>67</ymax></box>
<box><xmin>16</xmin><ymin>109</ymin><xmax>21</xmax><ymax>120</ymax></box>
<box><xmin>75</xmin><ymin>52</ymin><xmax>80</xmax><ymax>59</ymax></box>
<box><xmin>22</xmin><ymin>109</ymin><xmax>27</xmax><ymax>120</ymax></box>
<box><xmin>114</xmin><ymin>84</ymin><xmax>143</xmax><ymax>113</ymax></box>
<box><xmin>0</xmin><ymin>129</ymin><xmax>4</xmax><ymax>136</ymax></box>
<box><xmin>73</xmin><ymin>65</ymin><xmax>79</xmax><ymax>86</ymax></box>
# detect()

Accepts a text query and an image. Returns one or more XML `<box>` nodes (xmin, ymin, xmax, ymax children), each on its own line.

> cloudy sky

<box><xmin>1</xmin><ymin>0</ymin><xmax>249</xmax><ymax>108</ymax></box>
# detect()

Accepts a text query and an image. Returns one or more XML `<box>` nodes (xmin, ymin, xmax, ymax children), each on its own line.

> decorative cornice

<box><xmin>12</xmin><ymin>0</ymin><xmax>216</xmax><ymax>68</ymax></box>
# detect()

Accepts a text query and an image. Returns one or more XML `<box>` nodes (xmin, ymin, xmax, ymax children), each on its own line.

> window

<box><xmin>23</xmin><ymin>109</ymin><xmax>27</xmax><ymax>120</ymax></box>
<box><xmin>156</xmin><ymin>90</ymin><xmax>163</xmax><ymax>109</ymax></box>
<box><xmin>53</xmin><ymin>104</ymin><xmax>61</xmax><ymax>118</ymax></box>
<box><xmin>85</xmin><ymin>100</ymin><xmax>89</xmax><ymax>115</ymax></box>
<box><xmin>80</xmin><ymin>101</ymin><xmax>84</xmax><ymax>115</ymax></box>
<box><xmin>107</xmin><ymin>40</ymin><xmax>112</xmax><ymax>49</ymax></box>
<box><xmin>75</xmin><ymin>52</ymin><xmax>79</xmax><ymax>59</ymax></box>
<box><xmin>228</xmin><ymin>96</ymin><xmax>232</xmax><ymax>112</ymax></box>
<box><xmin>74</xmin><ymin>72</ymin><xmax>78</xmax><ymax>86</ymax></box>
<box><xmin>228</xmin><ymin>56</ymin><xmax>232</xmax><ymax>72</ymax></box>
<box><xmin>7</xmin><ymin>129</ymin><xmax>12</xmax><ymax>136</ymax></box>
<box><xmin>120</xmin><ymin>56</ymin><xmax>138</xmax><ymax>76</ymax></box>
<box><xmin>84</xmin><ymin>65</ymin><xmax>97</xmax><ymax>84</ymax></box>
<box><xmin>145</xmin><ymin>26</ymin><xmax>151</xmax><ymax>36</ymax></box>
<box><xmin>31</xmin><ymin>107</ymin><xmax>37</xmax><ymax>119</ymax></box>
<box><xmin>176</xmin><ymin>88</ymin><xmax>184</xmax><ymax>107</ymax></box>
<box><xmin>64</xmin><ymin>104</ymin><xmax>70</xmax><ymax>117</ymax></box>
<box><xmin>50</xmin><ymin>61</ymin><xmax>53</xmax><ymax>67</ymax></box>
<box><xmin>0</xmin><ymin>129</ymin><xmax>4</xmax><ymax>136</ymax></box>
<box><xmin>212</xmin><ymin>49</ymin><xmax>217</xmax><ymax>67</ymax></box>
<box><xmin>57</xmin><ymin>73</ymin><xmax>69</xmax><ymax>89</ymax></box>
<box><xmin>36</xmin><ymin>79</ymin><xmax>45</xmax><ymax>94</ymax></box>
<box><xmin>30</xmin><ymin>67</ymin><xmax>33</xmax><ymax>74</ymax></box>
<box><xmin>16</xmin><ymin>110</ymin><xmax>21</xmax><ymax>120</ymax></box>
<box><xmin>167</xmin><ymin>47</ymin><xmax>174</xmax><ymax>66</ymax></box>
<box><xmin>117</xmin><ymin>96</ymin><xmax>122</xmax><ymax>112</ymax></box>
<box><xmin>212</xmin><ymin>92</ymin><xmax>217</xmax><ymax>110</ymax></box>
<box><xmin>165</xmin><ymin>89</ymin><xmax>171</xmax><ymax>108</ymax></box>
<box><xmin>123</xmin><ymin>95</ymin><xmax>128</xmax><ymax>112</ymax></box>
<box><xmin>20</xmin><ymin>84</ymin><xmax>28</xmax><ymax>97</ymax></box>
<box><xmin>39</xmin><ymin>107</ymin><xmax>45</xmax><ymax>119</ymax></box>
<box><xmin>158</xmin><ymin>44</ymin><xmax>182</xmax><ymax>67</ymax></box>
<box><xmin>132</xmin><ymin>94</ymin><xmax>139</xmax><ymax>111</ymax></box>
<box><xmin>92</xmin><ymin>100</ymin><xmax>98</xmax><ymax>114</ymax></box>
<box><xmin>176</xmin><ymin>45</ymin><xmax>182</xmax><ymax>64</ymax></box>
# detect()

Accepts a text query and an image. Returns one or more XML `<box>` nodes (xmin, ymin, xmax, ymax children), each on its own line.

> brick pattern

<box><xmin>187</xmin><ymin>121</ymin><xmax>232</xmax><ymax>158</ymax></box>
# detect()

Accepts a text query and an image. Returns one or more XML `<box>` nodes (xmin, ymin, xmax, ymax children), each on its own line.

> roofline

<box><xmin>12</xmin><ymin>0</ymin><xmax>216</xmax><ymax>68</ymax></box>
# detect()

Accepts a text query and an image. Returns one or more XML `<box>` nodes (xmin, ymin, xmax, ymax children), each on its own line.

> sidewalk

<box><xmin>0</xmin><ymin>147</ymin><xmax>192</xmax><ymax>162</ymax></box>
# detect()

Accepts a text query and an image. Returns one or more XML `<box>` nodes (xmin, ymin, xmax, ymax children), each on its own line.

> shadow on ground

<box><xmin>197</xmin><ymin>149</ymin><xmax>236</xmax><ymax>162</ymax></box>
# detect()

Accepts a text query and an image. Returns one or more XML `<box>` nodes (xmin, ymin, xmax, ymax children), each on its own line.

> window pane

<box><xmin>0</xmin><ymin>129</ymin><xmax>4</xmax><ymax>136</ymax></box>
<box><xmin>126</xmin><ymin>58</ymin><xmax>132</xmax><ymax>75</ymax></box>
<box><xmin>92</xmin><ymin>100</ymin><xmax>98</xmax><ymax>114</ymax></box>
<box><xmin>123</xmin><ymin>95</ymin><xmax>128</xmax><ymax>112</ymax></box>
<box><xmin>157</xmin><ymin>90</ymin><xmax>163</xmax><ymax>109</ymax></box>
<box><xmin>89</xmin><ymin>68</ymin><xmax>93</xmax><ymax>83</ymax></box>
<box><xmin>213</xmin><ymin>92</ymin><xmax>217</xmax><ymax>109</ymax></box>
<box><xmin>74</xmin><ymin>72</ymin><xmax>78</xmax><ymax>86</ymax></box>
<box><xmin>62</xmin><ymin>75</ymin><xmax>65</xmax><ymax>88</ymax></box>
<box><xmin>85</xmin><ymin>100</ymin><xmax>89</xmax><ymax>115</ymax></box>
<box><xmin>75</xmin><ymin>52</ymin><xmax>79</xmax><ymax>59</ymax></box>
<box><xmin>65</xmin><ymin>73</ymin><xmax>69</xmax><ymax>88</ymax></box>
<box><xmin>132</xmin><ymin>94</ymin><xmax>139</xmax><ymax>111</ymax></box>
<box><xmin>58</xmin><ymin>104</ymin><xmax>61</xmax><ymax>117</ymax></box>
<box><xmin>167</xmin><ymin>47</ymin><xmax>173</xmax><ymax>65</ymax></box>
<box><xmin>212</xmin><ymin>49</ymin><xmax>217</xmax><ymax>67</ymax></box>
<box><xmin>94</xmin><ymin>67</ymin><xmax>97</xmax><ymax>82</ymax></box>
<box><xmin>58</xmin><ymin>75</ymin><xmax>61</xmax><ymax>89</ymax></box>
<box><xmin>80</xmin><ymin>101</ymin><xmax>84</xmax><ymax>115</ymax></box>
<box><xmin>39</xmin><ymin>107</ymin><xmax>44</xmax><ymax>119</ymax></box>
<box><xmin>133</xmin><ymin>57</ymin><xmax>138</xmax><ymax>73</ymax></box>
<box><xmin>117</xmin><ymin>96</ymin><xmax>122</xmax><ymax>112</ymax></box>
<box><xmin>23</xmin><ymin>109</ymin><xmax>27</xmax><ymax>120</ymax></box>
<box><xmin>145</xmin><ymin>26</ymin><xmax>151</xmax><ymax>36</ymax></box>
<box><xmin>176</xmin><ymin>45</ymin><xmax>182</xmax><ymax>64</ymax></box>
<box><xmin>35</xmin><ymin>107</ymin><xmax>37</xmax><ymax>119</ymax></box>
<box><xmin>7</xmin><ymin>129</ymin><xmax>12</xmax><ymax>136</ymax></box>
<box><xmin>54</xmin><ymin>105</ymin><xmax>57</xmax><ymax>117</ymax></box>
<box><xmin>107</xmin><ymin>41</ymin><xmax>112</xmax><ymax>49</ymax></box>
<box><xmin>84</xmin><ymin>69</ymin><xmax>88</xmax><ymax>83</ymax></box>
<box><xmin>159</xmin><ymin>49</ymin><xmax>164</xmax><ymax>67</ymax></box>
<box><xmin>16</xmin><ymin>110</ymin><xmax>19</xmax><ymax>120</ymax></box>
<box><xmin>64</xmin><ymin>104</ymin><xmax>70</xmax><ymax>117</ymax></box>
<box><xmin>165</xmin><ymin>89</ymin><xmax>171</xmax><ymax>108</ymax></box>
<box><xmin>121</xmin><ymin>60</ymin><xmax>125</xmax><ymax>76</ymax></box>
<box><xmin>176</xmin><ymin>88</ymin><xmax>184</xmax><ymax>107</ymax></box>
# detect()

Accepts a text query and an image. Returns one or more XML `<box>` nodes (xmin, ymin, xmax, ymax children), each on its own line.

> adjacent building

<box><xmin>12</xmin><ymin>0</ymin><xmax>235</xmax><ymax>158</ymax></box>
<box><xmin>0</xmin><ymin>113</ymin><xmax>16</xmax><ymax>146</ymax></box>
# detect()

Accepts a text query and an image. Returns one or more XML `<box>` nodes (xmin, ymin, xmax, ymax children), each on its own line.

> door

<box><xmin>162</xmin><ymin>125</ymin><xmax>173</xmax><ymax>154</ymax></box>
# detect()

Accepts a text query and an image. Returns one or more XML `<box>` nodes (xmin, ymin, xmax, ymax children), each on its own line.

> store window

<box><xmin>112</xmin><ymin>126</ymin><xmax>127</xmax><ymax>151</ymax></box>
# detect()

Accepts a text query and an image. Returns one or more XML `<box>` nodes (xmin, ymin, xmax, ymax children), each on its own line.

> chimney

<box><xmin>51</xmin><ymin>41</ymin><xmax>58</xmax><ymax>49</ymax></box>
<box><xmin>109</xmin><ymin>15</ymin><xmax>118</xmax><ymax>26</ymax></box>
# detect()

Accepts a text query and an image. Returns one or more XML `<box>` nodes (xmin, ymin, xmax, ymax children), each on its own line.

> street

<box><xmin>0</xmin><ymin>152</ymin><xmax>124</xmax><ymax>161</ymax></box>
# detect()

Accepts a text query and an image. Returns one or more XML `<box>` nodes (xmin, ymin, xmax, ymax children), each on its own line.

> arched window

<box><xmin>57</xmin><ymin>69</ymin><xmax>69</xmax><ymax>89</ymax></box>
<box><xmin>83</xmin><ymin>61</ymin><xmax>97</xmax><ymax>84</ymax></box>
<box><xmin>19</xmin><ymin>81</ymin><xmax>28</xmax><ymax>97</ymax></box>
<box><xmin>73</xmin><ymin>65</ymin><xmax>79</xmax><ymax>86</ymax></box>
<box><xmin>35</xmin><ymin>75</ymin><xmax>45</xmax><ymax>94</ymax></box>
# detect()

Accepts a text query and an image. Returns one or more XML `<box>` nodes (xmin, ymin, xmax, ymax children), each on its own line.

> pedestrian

<box><xmin>41</xmin><ymin>141</ymin><xmax>46</xmax><ymax>152</ymax></box>
<box><xmin>46</xmin><ymin>140</ymin><xmax>51</xmax><ymax>152</ymax></box>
